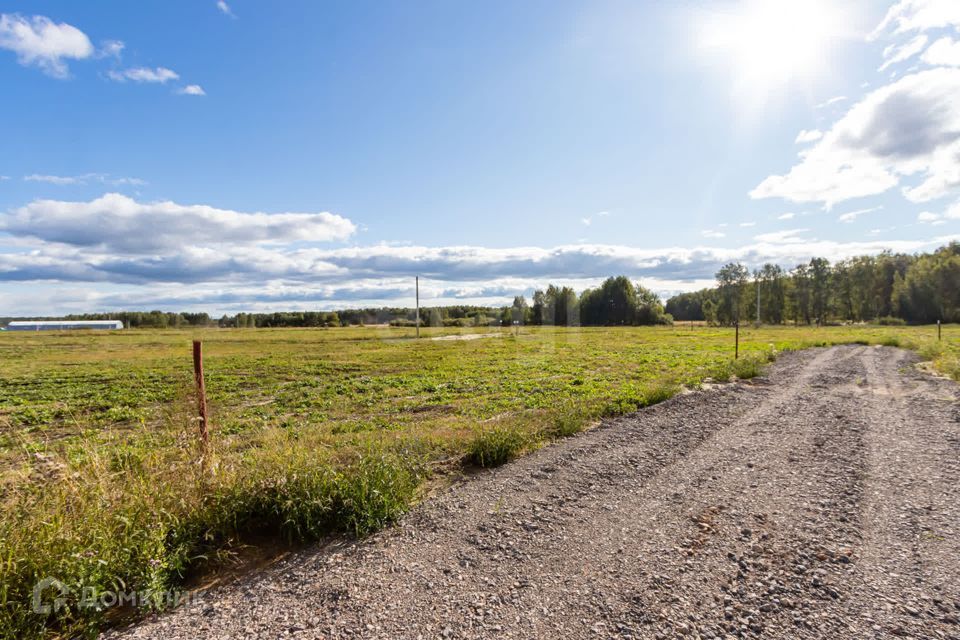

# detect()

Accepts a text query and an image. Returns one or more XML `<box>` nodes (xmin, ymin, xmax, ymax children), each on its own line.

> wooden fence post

<box><xmin>938</xmin><ymin>319</ymin><xmax>942</xmax><ymax>342</ymax></box>
<box><xmin>735</xmin><ymin>321</ymin><xmax>740</xmax><ymax>360</ymax></box>
<box><xmin>192</xmin><ymin>340</ymin><xmax>209</xmax><ymax>456</ymax></box>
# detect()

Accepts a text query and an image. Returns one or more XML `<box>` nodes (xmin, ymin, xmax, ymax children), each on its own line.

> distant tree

<box><xmin>809</xmin><ymin>257</ymin><xmax>831</xmax><ymax>325</ymax></box>
<box><xmin>715</xmin><ymin>263</ymin><xmax>749</xmax><ymax>325</ymax></box>
<box><xmin>580</xmin><ymin>276</ymin><xmax>670</xmax><ymax>326</ymax></box>
<box><xmin>758</xmin><ymin>263</ymin><xmax>785</xmax><ymax>324</ymax></box>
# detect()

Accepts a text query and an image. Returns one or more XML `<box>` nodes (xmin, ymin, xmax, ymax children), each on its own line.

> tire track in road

<box><xmin>853</xmin><ymin>347</ymin><xmax>960</xmax><ymax>638</ymax></box>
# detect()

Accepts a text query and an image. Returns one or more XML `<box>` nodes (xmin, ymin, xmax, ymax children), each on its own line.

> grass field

<box><xmin>0</xmin><ymin>324</ymin><xmax>957</xmax><ymax>638</ymax></box>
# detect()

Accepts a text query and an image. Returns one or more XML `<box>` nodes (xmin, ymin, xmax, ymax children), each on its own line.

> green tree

<box><xmin>715</xmin><ymin>263</ymin><xmax>749</xmax><ymax>325</ymax></box>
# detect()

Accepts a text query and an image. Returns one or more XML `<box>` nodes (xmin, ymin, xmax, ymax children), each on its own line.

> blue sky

<box><xmin>1</xmin><ymin>0</ymin><xmax>959</xmax><ymax>315</ymax></box>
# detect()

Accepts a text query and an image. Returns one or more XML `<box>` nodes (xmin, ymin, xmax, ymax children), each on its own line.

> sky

<box><xmin>1</xmin><ymin>0</ymin><xmax>960</xmax><ymax>316</ymax></box>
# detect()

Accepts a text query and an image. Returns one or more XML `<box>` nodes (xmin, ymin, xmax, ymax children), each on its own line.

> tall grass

<box><xmin>0</xmin><ymin>423</ymin><xmax>421</xmax><ymax>639</ymax></box>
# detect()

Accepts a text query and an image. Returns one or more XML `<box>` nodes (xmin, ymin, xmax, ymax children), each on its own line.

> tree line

<box><xmin>665</xmin><ymin>242</ymin><xmax>960</xmax><ymax>326</ymax></box>
<box><xmin>504</xmin><ymin>276</ymin><xmax>672</xmax><ymax>326</ymax></box>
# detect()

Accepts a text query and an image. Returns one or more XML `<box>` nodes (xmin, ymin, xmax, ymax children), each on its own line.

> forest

<box><xmin>666</xmin><ymin>242</ymin><xmax>960</xmax><ymax>326</ymax></box>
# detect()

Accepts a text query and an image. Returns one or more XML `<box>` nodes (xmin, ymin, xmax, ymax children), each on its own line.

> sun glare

<box><xmin>697</xmin><ymin>0</ymin><xmax>851</xmax><ymax>100</ymax></box>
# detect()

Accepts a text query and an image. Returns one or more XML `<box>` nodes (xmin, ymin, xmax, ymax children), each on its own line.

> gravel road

<box><xmin>107</xmin><ymin>345</ymin><xmax>960</xmax><ymax>640</ymax></box>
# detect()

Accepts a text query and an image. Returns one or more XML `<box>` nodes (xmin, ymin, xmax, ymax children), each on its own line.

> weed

<box><xmin>466</xmin><ymin>426</ymin><xmax>528</xmax><ymax>467</ymax></box>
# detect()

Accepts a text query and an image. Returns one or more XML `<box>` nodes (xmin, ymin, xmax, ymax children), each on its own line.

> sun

<box><xmin>696</xmin><ymin>0</ymin><xmax>852</xmax><ymax>99</ymax></box>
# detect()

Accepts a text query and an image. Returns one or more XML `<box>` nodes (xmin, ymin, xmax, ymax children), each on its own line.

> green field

<box><xmin>1</xmin><ymin>324</ymin><xmax>957</xmax><ymax>638</ymax></box>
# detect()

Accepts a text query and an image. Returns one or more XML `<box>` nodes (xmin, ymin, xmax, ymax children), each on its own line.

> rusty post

<box><xmin>735</xmin><ymin>321</ymin><xmax>740</xmax><ymax>360</ymax></box>
<box><xmin>192</xmin><ymin>340</ymin><xmax>209</xmax><ymax>455</ymax></box>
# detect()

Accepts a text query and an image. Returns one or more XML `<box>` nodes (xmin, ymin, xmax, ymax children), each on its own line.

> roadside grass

<box><xmin>0</xmin><ymin>323</ymin><xmax>956</xmax><ymax>638</ymax></box>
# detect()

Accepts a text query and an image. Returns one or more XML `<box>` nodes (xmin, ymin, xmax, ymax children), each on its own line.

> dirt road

<box><xmin>108</xmin><ymin>346</ymin><xmax>960</xmax><ymax>639</ymax></box>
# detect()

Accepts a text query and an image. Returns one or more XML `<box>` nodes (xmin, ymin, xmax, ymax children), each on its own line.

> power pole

<box><xmin>415</xmin><ymin>276</ymin><xmax>420</xmax><ymax>339</ymax></box>
<box><xmin>755</xmin><ymin>270</ymin><xmax>761</xmax><ymax>325</ymax></box>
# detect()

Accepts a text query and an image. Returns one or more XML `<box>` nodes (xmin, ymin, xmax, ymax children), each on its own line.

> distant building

<box><xmin>2</xmin><ymin>320</ymin><xmax>124</xmax><ymax>331</ymax></box>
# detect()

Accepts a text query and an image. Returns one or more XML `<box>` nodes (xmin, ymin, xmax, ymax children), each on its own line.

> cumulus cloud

<box><xmin>917</xmin><ymin>210</ymin><xmax>944</xmax><ymax>224</ymax></box>
<box><xmin>795</xmin><ymin>129</ymin><xmax>823</xmax><ymax>144</ymax></box>
<box><xmin>701</xmin><ymin>230</ymin><xmax>725</xmax><ymax>239</ymax></box>
<box><xmin>177</xmin><ymin>84</ymin><xmax>205</xmax><ymax>96</ymax></box>
<box><xmin>2</xmin><ymin>193</ymin><xmax>356</xmax><ymax>254</ymax></box>
<box><xmin>0</xmin><ymin>13</ymin><xmax>93</xmax><ymax>78</ymax></box>
<box><xmin>3</xmin><ymin>238</ymin><xmax>956</xmax><ymax>295</ymax></box>
<box><xmin>916</xmin><ymin>199</ymin><xmax>960</xmax><ymax>224</ymax></box>
<box><xmin>751</xmin><ymin>68</ymin><xmax>960</xmax><ymax>207</ymax></box>
<box><xmin>922</xmin><ymin>37</ymin><xmax>960</xmax><ymax>66</ymax></box>
<box><xmin>108</xmin><ymin>66</ymin><xmax>179</xmax><ymax>83</ymax></box>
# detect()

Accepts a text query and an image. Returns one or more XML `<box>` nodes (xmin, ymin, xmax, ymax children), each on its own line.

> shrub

<box><xmin>876</xmin><ymin>316</ymin><xmax>906</xmax><ymax>326</ymax></box>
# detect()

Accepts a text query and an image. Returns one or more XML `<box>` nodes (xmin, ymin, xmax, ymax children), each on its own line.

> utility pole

<box><xmin>755</xmin><ymin>270</ymin><xmax>761</xmax><ymax>325</ymax></box>
<box><xmin>415</xmin><ymin>276</ymin><xmax>420</xmax><ymax>339</ymax></box>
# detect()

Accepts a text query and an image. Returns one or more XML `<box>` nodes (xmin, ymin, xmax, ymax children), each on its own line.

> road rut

<box><xmin>108</xmin><ymin>346</ymin><xmax>960</xmax><ymax>640</ymax></box>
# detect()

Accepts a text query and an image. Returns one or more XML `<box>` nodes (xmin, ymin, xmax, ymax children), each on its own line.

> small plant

<box><xmin>467</xmin><ymin>426</ymin><xmax>528</xmax><ymax>467</ymax></box>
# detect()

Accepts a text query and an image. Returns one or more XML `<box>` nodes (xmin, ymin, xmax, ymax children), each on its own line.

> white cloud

<box><xmin>216</xmin><ymin>1</ymin><xmax>237</xmax><ymax>18</ymax></box>
<box><xmin>795</xmin><ymin>129</ymin><xmax>823</xmax><ymax>144</ymax></box>
<box><xmin>701</xmin><ymin>230</ymin><xmax>725</xmax><ymax>239</ymax></box>
<box><xmin>97</xmin><ymin>39</ymin><xmax>124</xmax><ymax>59</ymax></box>
<box><xmin>739</xmin><ymin>221</ymin><xmax>756</xmax><ymax>227</ymax></box>
<box><xmin>108</xmin><ymin>66</ymin><xmax>179</xmax><ymax>83</ymax></box>
<box><xmin>1</xmin><ymin>193</ymin><xmax>356</xmax><ymax>253</ymax></box>
<box><xmin>0</xmin><ymin>13</ymin><xmax>93</xmax><ymax>78</ymax></box>
<box><xmin>751</xmin><ymin>68</ymin><xmax>960</xmax><ymax>207</ymax></box>
<box><xmin>753</xmin><ymin>229</ymin><xmax>810</xmax><ymax>244</ymax></box>
<box><xmin>24</xmin><ymin>174</ymin><xmax>84</xmax><ymax>185</ymax></box>
<box><xmin>814</xmin><ymin>96</ymin><xmax>847</xmax><ymax>109</ymax></box>
<box><xmin>178</xmin><ymin>84</ymin><xmax>206</xmax><ymax>96</ymax></box>
<box><xmin>4</xmin><ymin>236</ymin><xmax>956</xmax><ymax>298</ymax></box>
<box><xmin>23</xmin><ymin>173</ymin><xmax>146</xmax><ymax>187</ymax></box>
<box><xmin>838</xmin><ymin>206</ymin><xmax>882</xmax><ymax>223</ymax></box>
<box><xmin>0</xmin><ymin>175</ymin><xmax>10</xmax><ymax>181</ymax></box>
<box><xmin>879</xmin><ymin>34</ymin><xmax>928</xmax><ymax>71</ymax></box>
<box><xmin>917</xmin><ymin>200</ymin><xmax>960</xmax><ymax>224</ymax></box>
<box><xmin>776</xmin><ymin>212</ymin><xmax>795</xmax><ymax>220</ymax></box>
<box><xmin>580</xmin><ymin>211</ymin><xmax>610</xmax><ymax>227</ymax></box>
<box><xmin>869</xmin><ymin>0</ymin><xmax>960</xmax><ymax>39</ymax></box>
<box><xmin>922</xmin><ymin>37</ymin><xmax>960</xmax><ymax>66</ymax></box>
